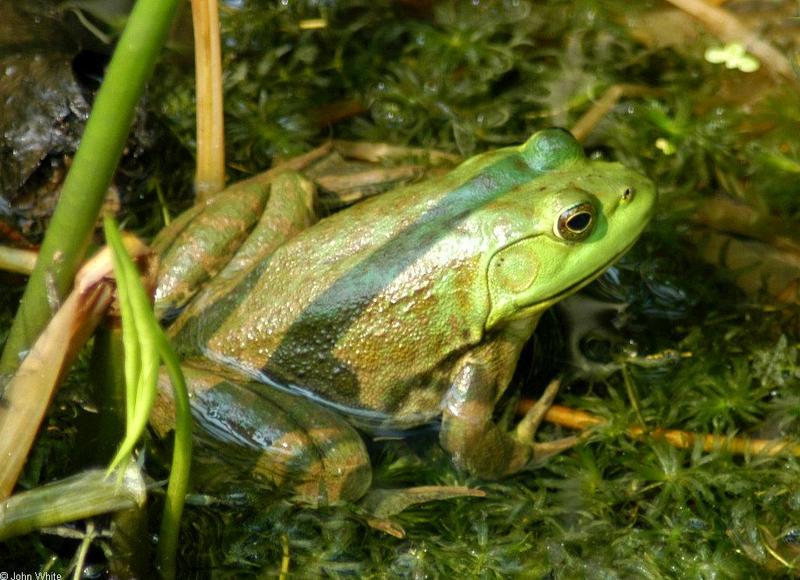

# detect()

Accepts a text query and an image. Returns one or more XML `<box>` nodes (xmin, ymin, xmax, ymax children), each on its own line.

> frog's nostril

<box><xmin>621</xmin><ymin>187</ymin><xmax>635</xmax><ymax>202</ymax></box>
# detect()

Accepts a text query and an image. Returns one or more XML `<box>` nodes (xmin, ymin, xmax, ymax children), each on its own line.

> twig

<box><xmin>693</xmin><ymin>195</ymin><xmax>800</xmax><ymax>256</ymax></box>
<box><xmin>519</xmin><ymin>399</ymin><xmax>800</xmax><ymax>457</ymax></box>
<box><xmin>192</xmin><ymin>0</ymin><xmax>225</xmax><ymax>199</ymax></box>
<box><xmin>0</xmin><ymin>246</ymin><xmax>37</xmax><ymax>275</ymax></box>
<box><xmin>570</xmin><ymin>84</ymin><xmax>658</xmax><ymax>142</ymax></box>
<box><xmin>0</xmin><ymin>465</ymin><xmax>145</xmax><ymax>541</ymax></box>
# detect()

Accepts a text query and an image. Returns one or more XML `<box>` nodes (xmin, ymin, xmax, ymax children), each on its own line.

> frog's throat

<box><xmin>493</xmin><ymin>239</ymin><xmax>637</xmax><ymax>326</ymax></box>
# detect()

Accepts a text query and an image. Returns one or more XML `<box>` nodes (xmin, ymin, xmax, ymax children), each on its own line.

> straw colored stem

<box><xmin>520</xmin><ymin>400</ymin><xmax>800</xmax><ymax>457</ymax></box>
<box><xmin>570</xmin><ymin>84</ymin><xmax>659</xmax><ymax>142</ymax></box>
<box><xmin>0</xmin><ymin>237</ymin><xmax>149</xmax><ymax>500</ymax></box>
<box><xmin>0</xmin><ymin>246</ymin><xmax>37</xmax><ymax>275</ymax></box>
<box><xmin>192</xmin><ymin>0</ymin><xmax>225</xmax><ymax>199</ymax></box>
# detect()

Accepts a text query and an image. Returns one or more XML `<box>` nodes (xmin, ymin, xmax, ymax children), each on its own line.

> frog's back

<box><xmin>171</xmin><ymin>131</ymin><xmax>594</xmax><ymax>426</ymax></box>
<box><xmin>202</xmin><ymin>160</ymin><xmax>509</xmax><ymax>424</ymax></box>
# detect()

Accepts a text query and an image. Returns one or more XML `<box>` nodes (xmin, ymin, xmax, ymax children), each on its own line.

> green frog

<box><xmin>150</xmin><ymin>129</ymin><xmax>656</xmax><ymax>505</ymax></box>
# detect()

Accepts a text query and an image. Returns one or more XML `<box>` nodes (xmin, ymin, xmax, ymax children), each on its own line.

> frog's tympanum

<box><xmin>150</xmin><ymin>129</ymin><xmax>656</xmax><ymax>504</ymax></box>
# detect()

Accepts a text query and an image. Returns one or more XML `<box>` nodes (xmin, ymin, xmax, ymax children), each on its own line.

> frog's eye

<box><xmin>555</xmin><ymin>202</ymin><xmax>595</xmax><ymax>241</ymax></box>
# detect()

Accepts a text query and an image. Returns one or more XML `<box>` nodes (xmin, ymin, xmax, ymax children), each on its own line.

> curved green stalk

<box><xmin>155</xmin><ymin>330</ymin><xmax>192</xmax><ymax>580</ymax></box>
<box><xmin>104</xmin><ymin>220</ymin><xmax>160</xmax><ymax>473</ymax></box>
<box><xmin>104</xmin><ymin>217</ymin><xmax>192</xmax><ymax>579</ymax></box>
<box><xmin>0</xmin><ymin>0</ymin><xmax>180</xmax><ymax>374</ymax></box>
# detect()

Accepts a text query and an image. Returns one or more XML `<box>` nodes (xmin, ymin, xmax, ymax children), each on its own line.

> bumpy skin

<box><xmin>154</xmin><ymin>129</ymin><xmax>656</xmax><ymax>493</ymax></box>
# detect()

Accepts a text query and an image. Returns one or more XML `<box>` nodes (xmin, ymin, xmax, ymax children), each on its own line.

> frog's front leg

<box><xmin>440</xmin><ymin>318</ymin><xmax>579</xmax><ymax>478</ymax></box>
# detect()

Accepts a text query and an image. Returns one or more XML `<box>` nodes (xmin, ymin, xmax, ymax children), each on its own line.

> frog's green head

<box><xmin>484</xmin><ymin>129</ymin><xmax>656</xmax><ymax>330</ymax></box>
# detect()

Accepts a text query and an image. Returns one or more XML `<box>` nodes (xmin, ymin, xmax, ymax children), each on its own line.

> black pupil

<box><xmin>567</xmin><ymin>212</ymin><xmax>591</xmax><ymax>232</ymax></box>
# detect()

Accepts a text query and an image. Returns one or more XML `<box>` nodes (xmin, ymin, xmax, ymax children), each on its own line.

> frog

<box><xmin>149</xmin><ymin>128</ymin><xmax>656</xmax><ymax>506</ymax></box>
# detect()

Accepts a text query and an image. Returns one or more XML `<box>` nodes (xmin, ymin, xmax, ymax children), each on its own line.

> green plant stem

<box><xmin>0</xmin><ymin>0</ymin><xmax>180</xmax><ymax>374</ymax></box>
<box><xmin>103</xmin><ymin>220</ymin><xmax>160</xmax><ymax>475</ymax></box>
<box><xmin>155</xmin><ymin>332</ymin><xmax>192</xmax><ymax>580</ymax></box>
<box><xmin>72</xmin><ymin>522</ymin><xmax>98</xmax><ymax>580</ymax></box>
<box><xmin>621</xmin><ymin>364</ymin><xmax>647</xmax><ymax>429</ymax></box>
<box><xmin>104</xmin><ymin>217</ymin><xmax>191</xmax><ymax>579</ymax></box>
<box><xmin>90</xmin><ymin>326</ymin><xmax>129</xmax><ymax>464</ymax></box>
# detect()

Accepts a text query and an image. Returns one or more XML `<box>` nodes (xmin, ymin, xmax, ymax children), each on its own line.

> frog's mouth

<box><xmin>559</xmin><ymin>241</ymin><xmax>634</xmax><ymax>299</ymax></box>
<box><xmin>515</xmin><ymin>238</ymin><xmax>638</xmax><ymax>317</ymax></box>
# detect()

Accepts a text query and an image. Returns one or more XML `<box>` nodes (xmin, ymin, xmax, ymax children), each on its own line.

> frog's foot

<box><xmin>360</xmin><ymin>485</ymin><xmax>486</xmax><ymax>538</ymax></box>
<box><xmin>514</xmin><ymin>378</ymin><xmax>582</xmax><ymax>462</ymax></box>
<box><xmin>441</xmin><ymin>357</ymin><xmax>583</xmax><ymax>478</ymax></box>
<box><xmin>556</xmin><ymin>294</ymin><xmax>628</xmax><ymax>379</ymax></box>
<box><xmin>514</xmin><ymin>377</ymin><xmax>561</xmax><ymax>441</ymax></box>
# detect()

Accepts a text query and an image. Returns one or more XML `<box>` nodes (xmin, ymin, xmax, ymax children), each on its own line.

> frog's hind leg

<box><xmin>162</xmin><ymin>172</ymin><xmax>317</xmax><ymax>341</ymax></box>
<box><xmin>154</xmin><ymin>170</ymin><xmax>317</xmax><ymax>319</ymax></box>
<box><xmin>152</xmin><ymin>362</ymin><xmax>373</xmax><ymax>504</ymax></box>
<box><xmin>206</xmin><ymin>171</ymin><xmax>317</xmax><ymax>285</ymax></box>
